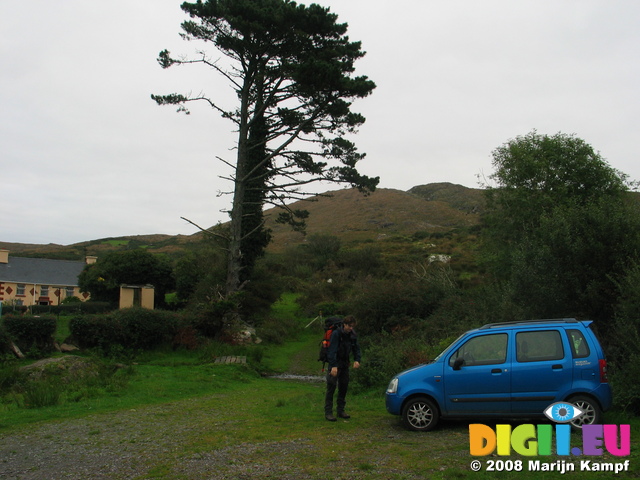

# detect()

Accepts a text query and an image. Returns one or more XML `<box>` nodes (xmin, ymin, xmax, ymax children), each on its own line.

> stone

<box><xmin>60</xmin><ymin>343</ymin><xmax>79</xmax><ymax>352</ymax></box>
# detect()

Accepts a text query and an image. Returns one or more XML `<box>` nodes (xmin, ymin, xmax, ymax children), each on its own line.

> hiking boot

<box><xmin>337</xmin><ymin>412</ymin><xmax>351</xmax><ymax>419</ymax></box>
<box><xmin>325</xmin><ymin>414</ymin><xmax>337</xmax><ymax>422</ymax></box>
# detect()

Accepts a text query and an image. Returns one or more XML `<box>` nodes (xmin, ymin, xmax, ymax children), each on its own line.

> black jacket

<box><xmin>327</xmin><ymin>327</ymin><xmax>361</xmax><ymax>369</ymax></box>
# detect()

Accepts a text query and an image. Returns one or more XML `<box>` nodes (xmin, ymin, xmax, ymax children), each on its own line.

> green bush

<box><xmin>0</xmin><ymin>325</ymin><xmax>12</xmax><ymax>355</ymax></box>
<box><xmin>346</xmin><ymin>278</ymin><xmax>443</xmax><ymax>336</ymax></box>
<box><xmin>0</xmin><ymin>362</ymin><xmax>25</xmax><ymax>395</ymax></box>
<box><xmin>191</xmin><ymin>301</ymin><xmax>235</xmax><ymax>339</ymax></box>
<box><xmin>30</xmin><ymin>302</ymin><xmax>113</xmax><ymax>316</ymax></box>
<box><xmin>69</xmin><ymin>314</ymin><xmax>122</xmax><ymax>350</ymax></box>
<box><xmin>308</xmin><ymin>302</ymin><xmax>345</xmax><ymax>318</ymax></box>
<box><xmin>338</xmin><ymin>246</ymin><xmax>382</xmax><ymax>276</ymax></box>
<box><xmin>2</xmin><ymin>315</ymin><xmax>57</xmax><ymax>355</ymax></box>
<box><xmin>70</xmin><ymin>309</ymin><xmax>181</xmax><ymax>351</ymax></box>
<box><xmin>112</xmin><ymin>308</ymin><xmax>178</xmax><ymax>350</ymax></box>
<box><xmin>353</xmin><ymin>329</ymin><xmax>449</xmax><ymax>391</ymax></box>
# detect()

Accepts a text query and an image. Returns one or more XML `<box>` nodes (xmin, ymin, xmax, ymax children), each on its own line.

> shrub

<box><xmin>111</xmin><ymin>308</ymin><xmax>176</xmax><ymax>350</ymax></box>
<box><xmin>29</xmin><ymin>302</ymin><xmax>113</xmax><ymax>316</ymax></box>
<box><xmin>309</xmin><ymin>302</ymin><xmax>345</xmax><ymax>318</ymax></box>
<box><xmin>70</xmin><ymin>309</ymin><xmax>181</xmax><ymax>351</ymax></box>
<box><xmin>69</xmin><ymin>314</ymin><xmax>123</xmax><ymax>350</ymax></box>
<box><xmin>256</xmin><ymin>314</ymin><xmax>300</xmax><ymax>345</ymax></box>
<box><xmin>2</xmin><ymin>315</ymin><xmax>57</xmax><ymax>356</ymax></box>
<box><xmin>338</xmin><ymin>246</ymin><xmax>382</xmax><ymax>276</ymax></box>
<box><xmin>0</xmin><ymin>362</ymin><xmax>25</xmax><ymax>395</ymax></box>
<box><xmin>0</xmin><ymin>325</ymin><xmax>12</xmax><ymax>356</ymax></box>
<box><xmin>346</xmin><ymin>278</ymin><xmax>443</xmax><ymax>336</ymax></box>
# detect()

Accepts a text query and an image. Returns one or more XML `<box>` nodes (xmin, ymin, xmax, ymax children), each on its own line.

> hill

<box><xmin>261</xmin><ymin>184</ymin><xmax>483</xmax><ymax>252</ymax></box>
<box><xmin>1</xmin><ymin>183</ymin><xmax>484</xmax><ymax>258</ymax></box>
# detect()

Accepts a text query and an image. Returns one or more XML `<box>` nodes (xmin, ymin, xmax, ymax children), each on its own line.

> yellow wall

<box><xmin>119</xmin><ymin>285</ymin><xmax>155</xmax><ymax>310</ymax></box>
<box><xmin>0</xmin><ymin>282</ymin><xmax>88</xmax><ymax>307</ymax></box>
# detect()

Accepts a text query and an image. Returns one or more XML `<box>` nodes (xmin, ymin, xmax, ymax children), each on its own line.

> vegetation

<box><xmin>4</xmin><ymin>130</ymin><xmax>639</xmax><ymax>417</ymax></box>
<box><xmin>2</xmin><ymin>314</ymin><xmax>57</xmax><ymax>356</ymax></box>
<box><xmin>78</xmin><ymin>249</ymin><xmax>175</xmax><ymax>307</ymax></box>
<box><xmin>481</xmin><ymin>130</ymin><xmax>640</xmax><ymax>325</ymax></box>
<box><xmin>152</xmin><ymin>0</ymin><xmax>378</xmax><ymax>298</ymax></box>
<box><xmin>0</xmin><ymin>306</ymin><xmax>638</xmax><ymax>479</ymax></box>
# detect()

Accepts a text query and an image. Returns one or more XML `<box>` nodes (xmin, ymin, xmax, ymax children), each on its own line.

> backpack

<box><xmin>318</xmin><ymin>316</ymin><xmax>343</xmax><ymax>371</ymax></box>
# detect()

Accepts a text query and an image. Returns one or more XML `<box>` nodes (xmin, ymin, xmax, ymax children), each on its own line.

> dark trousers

<box><xmin>325</xmin><ymin>367</ymin><xmax>350</xmax><ymax>415</ymax></box>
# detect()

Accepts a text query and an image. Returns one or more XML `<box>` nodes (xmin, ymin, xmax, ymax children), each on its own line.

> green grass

<box><xmin>54</xmin><ymin>315</ymin><xmax>72</xmax><ymax>343</ymax></box>
<box><xmin>0</xmin><ymin>352</ymin><xmax>258</xmax><ymax>431</ymax></box>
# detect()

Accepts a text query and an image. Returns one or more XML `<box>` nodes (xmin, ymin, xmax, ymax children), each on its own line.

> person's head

<box><xmin>343</xmin><ymin>315</ymin><xmax>357</xmax><ymax>333</ymax></box>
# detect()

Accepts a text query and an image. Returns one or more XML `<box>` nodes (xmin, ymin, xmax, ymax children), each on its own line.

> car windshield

<box><xmin>433</xmin><ymin>333</ymin><xmax>466</xmax><ymax>362</ymax></box>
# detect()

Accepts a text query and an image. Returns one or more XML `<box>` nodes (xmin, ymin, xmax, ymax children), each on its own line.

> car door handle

<box><xmin>552</xmin><ymin>364</ymin><xmax>563</xmax><ymax>370</ymax></box>
<box><xmin>491</xmin><ymin>368</ymin><xmax>502</xmax><ymax>374</ymax></box>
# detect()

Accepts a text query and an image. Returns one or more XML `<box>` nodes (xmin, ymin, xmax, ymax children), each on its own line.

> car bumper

<box><xmin>385</xmin><ymin>393</ymin><xmax>404</xmax><ymax>415</ymax></box>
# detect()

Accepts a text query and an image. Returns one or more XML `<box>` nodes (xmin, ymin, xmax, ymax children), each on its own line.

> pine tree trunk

<box><xmin>225</xmin><ymin>78</ymin><xmax>251</xmax><ymax>297</ymax></box>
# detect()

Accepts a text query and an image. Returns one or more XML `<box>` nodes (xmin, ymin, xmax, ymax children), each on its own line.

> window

<box><xmin>65</xmin><ymin>287</ymin><xmax>75</xmax><ymax>298</ymax></box>
<box><xmin>40</xmin><ymin>285</ymin><xmax>49</xmax><ymax>297</ymax></box>
<box><xmin>567</xmin><ymin>329</ymin><xmax>590</xmax><ymax>358</ymax></box>
<box><xmin>449</xmin><ymin>333</ymin><xmax>508</xmax><ymax>367</ymax></box>
<box><xmin>516</xmin><ymin>330</ymin><xmax>564</xmax><ymax>363</ymax></box>
<box><xmin>16</xmin><ymin>284</ymin><xmax>25</xmax><ymax>296</ymax></box>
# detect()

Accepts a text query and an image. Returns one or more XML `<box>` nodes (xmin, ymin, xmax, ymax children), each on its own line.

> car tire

<box><xmin>401</xmin><ymin>397</ymin><xmax>439</xmax><ymax>432</ymax></box>
<box><xmin>568</xmin><ymin>395</ymin><xmax>602</xmax><ymax>429</ymax></box>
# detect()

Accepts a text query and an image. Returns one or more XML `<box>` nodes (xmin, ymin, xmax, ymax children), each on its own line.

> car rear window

<box><xmin>516</xmin><ymin>330</ymin><xmax>564</xmax><ymax>362</ymax></box>
<box><xmin>567</xmin><ymin>329</ymin><xmax>590</xmax><ymax>358</ymax></box>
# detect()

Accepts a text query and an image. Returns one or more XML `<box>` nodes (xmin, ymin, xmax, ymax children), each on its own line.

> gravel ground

<box><xmin>0</xmin><ymin>397</ymin><xmax>325</xmax><ymax>480</ymax></box>
<box><xmin>0</xmin><ymin>370</ymin><xmax>468</xmax><ymax>480</ymax></box>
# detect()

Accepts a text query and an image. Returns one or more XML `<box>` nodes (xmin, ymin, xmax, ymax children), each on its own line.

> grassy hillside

<box><xmin>1</xmin><ymin>183</ymin><xmax>483</xmax><ymax>258</ymax></box>
<box><xmin>262</xmin><ymin>186</ymin><xmax>481</xmax><ymax>252</ymax></box>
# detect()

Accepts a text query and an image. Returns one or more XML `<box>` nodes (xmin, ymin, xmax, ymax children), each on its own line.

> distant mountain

<box><xmin>262</xmin><ymin>184</ymin><xmax>483</xmax><ymax>251</ymax></box>
<box><xmin>1</xmin><ymin>183</ymin><xmax>484</xmax><ymax>257</ymax></box>
<box><xmin>408</xmin><ymin>182</ymin><xmax>485</xmax><ymax>215</ymax></box>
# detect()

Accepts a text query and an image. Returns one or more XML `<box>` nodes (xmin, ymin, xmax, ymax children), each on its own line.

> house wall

<box><xmin>119</xmin><ymin>285</ymin><xmax>155</xmax><ymax>310</ymax></box>
<box><xmin>0</xmin><ymin>282</ymin><xmax>88</xmax><ymax>307</ymax></box>
<box><xmin>0</xmin><ymin>282</ymin><xmax>89</xmax><ymax>306</ymax></box>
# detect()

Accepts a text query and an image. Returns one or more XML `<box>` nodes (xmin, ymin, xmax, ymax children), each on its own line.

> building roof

<box><xmin>0</xmin><ymin>257</ymin><xmax>85</xmax><ymax>286</ymax></box>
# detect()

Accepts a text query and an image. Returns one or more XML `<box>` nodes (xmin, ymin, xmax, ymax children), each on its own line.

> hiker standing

<box><xmin>324</xmin><ymin>315</ymin><xmax>361</xmax><ymax>421</ymax></box>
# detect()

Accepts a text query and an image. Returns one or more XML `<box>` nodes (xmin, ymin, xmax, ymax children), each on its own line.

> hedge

<box><xmin>69</xmin><ymin>308</ymin><xmax>183</xmax><ymax>351</ymax></box>
<box><xmin>1</xmin><ymin>302</ymin><xmax>113</xmax><ymax>316</ymax></box>
<box><xmin>2</xmin><ymin>314</ymin><xmax>57</xmax><ymax>354</ymax></box>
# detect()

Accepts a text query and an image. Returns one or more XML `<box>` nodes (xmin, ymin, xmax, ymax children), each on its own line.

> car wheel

<box><xmin>402</xmin><ymin>397</ymin><xmax>439</xmax><ymax>431</ymax></box>
<box><xmin>568</xmin><ymin>395</ymin><xmax>602</xmax><ymax>429</ymax></box>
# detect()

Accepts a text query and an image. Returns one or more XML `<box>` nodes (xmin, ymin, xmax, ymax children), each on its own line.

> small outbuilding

<box><xmin>119</xmin><ymin>284</ymin><xmax>155</xmax><ymax>310</ymax></box>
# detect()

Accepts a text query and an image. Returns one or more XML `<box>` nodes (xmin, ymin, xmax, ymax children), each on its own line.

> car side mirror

<box><xmin>452</xmin><ymin>357</ymin><xmax>464</xmax><ymax>371</ymax></box>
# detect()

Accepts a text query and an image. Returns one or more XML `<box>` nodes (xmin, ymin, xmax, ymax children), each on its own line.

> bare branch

<box><xmin>180</xmin><ymin>217</ymin><xmax>230</xmax><ymax>248</ymax></box>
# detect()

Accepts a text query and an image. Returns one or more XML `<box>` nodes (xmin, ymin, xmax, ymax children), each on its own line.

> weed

<box><xmin>20</xmin><ymin>381</ymin><xmax>61</xmax><ymax>408</ymax></box>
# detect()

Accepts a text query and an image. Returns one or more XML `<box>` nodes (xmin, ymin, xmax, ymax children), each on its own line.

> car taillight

<box><xmin>599</xmin><ymin>359</ymin><xmax>609</xmax><ymax>383</ymax></box>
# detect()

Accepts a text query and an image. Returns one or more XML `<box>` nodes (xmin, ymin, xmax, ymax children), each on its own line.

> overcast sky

<box><xmin>2</xmin><ymin>1</ymin><xmax>639</xmax><ymax>245</ymax></box>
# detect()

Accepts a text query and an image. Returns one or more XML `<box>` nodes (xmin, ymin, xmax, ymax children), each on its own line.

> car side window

<box><xmin>567</xmin><ymin>329</ymin><xmax>590</xmax><ymax>358</ymax></box>
<box><xmin>449</xmin><ymin>333</ymin><xmax>507</xmax><ymax>367</ymax></box>
<box><xmin>516</xmin><ymin>330</ymin><xmax>564</xmax><ymax>363</ymax></box>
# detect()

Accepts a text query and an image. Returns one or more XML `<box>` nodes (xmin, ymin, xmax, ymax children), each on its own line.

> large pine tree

<box><xmin>153</xmin><ymin>0</ymin><xmax>378</xmax><ymax>297</ymax></box>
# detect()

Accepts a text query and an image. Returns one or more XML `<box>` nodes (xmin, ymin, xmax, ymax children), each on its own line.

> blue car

<box><xmin>385</xmin><ymin>319</ymin><xmax>612</xmax><ymax>431</ymax></box>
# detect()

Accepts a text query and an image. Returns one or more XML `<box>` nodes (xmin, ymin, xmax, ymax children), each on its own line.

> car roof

<box><xmin>476</xmin><ymin>318</ymin><xmax>591</xmax><ymax>331</ymax></box>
